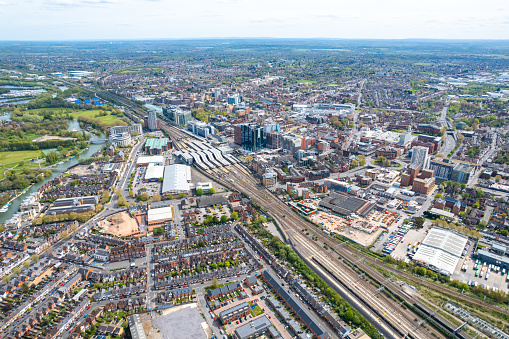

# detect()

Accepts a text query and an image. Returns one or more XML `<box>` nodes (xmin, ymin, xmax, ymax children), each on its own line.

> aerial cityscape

<box><xmin>1</xmin><ymin>4</ymin><xmax>509</xmax><ymax>339</ymax></box>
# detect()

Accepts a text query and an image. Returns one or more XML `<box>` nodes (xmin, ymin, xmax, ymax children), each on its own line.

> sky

<box><xmin>1</xmin><ymin>0</ymin><xmax>509</xmax><ymax>40</ymax></box>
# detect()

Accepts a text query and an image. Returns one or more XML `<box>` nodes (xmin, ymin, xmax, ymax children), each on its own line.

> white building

<box><xmin>109</xmin><ymin>124</ymin><xmax>142</xmax><ymax>136</ymax></box>
<box><xmin>411</xmin><ymin>146</ymin><xmax>430</xmax><ymax>170</ymax></box>
<box><xmin>162</xmin><ymin>164</ymin><xmax>192</xmax><ymax>195</ymax></box>
<box><xmin>196</xmin><ymin>182</ymin><xmax>213</xmax><ymax>193</ymax></box>
<box><xmin>109</xmin><ymin>132</ymin><xmax>131</xmax><ymax>147</ymax></box>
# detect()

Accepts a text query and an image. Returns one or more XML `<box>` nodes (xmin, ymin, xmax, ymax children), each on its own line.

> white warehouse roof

<box><xmin>145</xmin><ymin>163</ymin><xmax>165</xmax><ymax>181</ymax></box>
<box><xmin>137</xmin><ymin>155</ymin><xmax>164</xmax><ymax>165</ymax></box>
<box><xmin>413</xmin><ymin>227</ymin><xmax>468</xmax><ymax>275</ymax></box>
<box><xmin>147</xmin><ymin>206</ymin><xmax>173</xmax><ymax>224</ymax></box>
<box><xmin>162</xmin><ymin>164</ymin><xmax>192</xmax><ymax>194</ymax></box>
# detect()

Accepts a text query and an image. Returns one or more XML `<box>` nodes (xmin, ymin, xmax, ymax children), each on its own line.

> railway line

<box><xmin>60</xmin><ymin>80</ymin><xmax>492</xmax><ymax>339</ymax></box>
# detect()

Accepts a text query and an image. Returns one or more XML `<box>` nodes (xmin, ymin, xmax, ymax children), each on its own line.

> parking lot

<box><xmin>451</xmin><ymin>257</ymin><xmax>509</xmax><ymax>293</ymax></box>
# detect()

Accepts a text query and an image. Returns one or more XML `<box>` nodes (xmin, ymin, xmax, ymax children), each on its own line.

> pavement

<box><xmin>154</xmin><ymin>304</ymin><xmax>207</xmax><ymax>339</ymax></box>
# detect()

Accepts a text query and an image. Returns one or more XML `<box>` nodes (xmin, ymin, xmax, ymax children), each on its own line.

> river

<box><xmin>0</xmin><ymin>119</ymin><xmax>107</xmax><ymax>223</ymax></box>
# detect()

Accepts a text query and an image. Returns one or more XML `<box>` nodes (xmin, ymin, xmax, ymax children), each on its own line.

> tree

<box><xmin>57</xmin><ymin>145</ymin><xmax>64</xmax><ymax>152</ymax></box>
<box><xmin>358</xmin><ymin>155</ymin><xmax>366</xmax><ymax>166</ymax></box>
<box><xmin>102</xmin><ymin>190</ymin><xmax>110</xmax><ymax>203</ymax></box>
<box><xmin>230</xmin><ymin>211</ymin><xmax>239</xmax><ymax>220</ymax></box>
<box><xmin>21</xmin><ymin>282</ymin><xmax>30</xmax><ymax>293</ymax></box>
<box><xmin>12</xmin><ymin>267</ymin><xmax>21</xmax><ymax>275</ymax></box>
<box><xmin>208</xmin><ymin>188</ymin><xmax>215</xmax><ymax>194</ymax></box>
<box><xmin>2</xmin><ymin>276</ymin><xmax>10</xmax><ymax>283</ymax></box>
<box><xmin>350</xmin><ymin>159</ymin><xmax>358</xmax><ymax>168</ymax></box>
<box><xmin>117</xmin><ymin>196</ymin><xmax>127</xmax><ymax>207</ymax></box>
<box><xmin>23</xmin><ymin>261</ymin><xmax>30</xmax><ymax>269</ymax></box>
<box><xmin>344</xmin><ymin>309</ymin><xmax>354</xmax><ymax>322</ymax></box>
<box><xmin>196</xmin><ymin>188</ymin><xmax>203</xmax><ymax>196</ymax></box>
<box><xmin>434</xmin><ymin>193</ymin><xmax>443</xmax><ymax>199</ymax></box>
<box><xmin>220</xmin><ymin>215</ymin><xmax>228</xmax><ymax>223</ymax></box>
<box><xmin>31</xmin><ymin>254</ymin><xmax>39</xmax><ymax>263</ymax></box>
<box><xmin>495</xmin><ymin>175</ymin><xmax>502</xmax><ymax>182</ymax></box>
<box><xmin>473</xmin><ymin>201</ymin><xmax>480</xmax><ymax>209</ymax></box>
<box><xmin>152</xmin><ymin>194</ymin><xmax>161</xmax><ymax>202</ymax></box>
<box><xmin>115</xmin><ymin>189</ymin><xmax>122</xmax><ymax>198</ymax></box>
<box><xmin>476</xmin><ymin>188</ymin><xmax>484</xmax><ymax>198</ymax></box>
<box><xmin>414</xmin><ymin>217</ymin><xmax>425</xmax><ymax>228</ymax></box>
<box><xmin>137</xmin><ymin>192</ymin><xmax>149</xmax><ymax>201</ymax></box>
<box><xmin>211</xmin><ymin>278</ymin><xmax>219</xmax><ymax>289</ymax></box>
<box><xmin>158</xmin><ymin>177</ymin><xmax>164</xmax><ymax>182</ymax></box>
<box><xmin>60</xmin><ymin>231</ymin><xmax>69</xmax><ymax>239</ymax></box>
<box><xmin>179</xmin><ymin>193</ymin><xmax>185</xmax><ymax>198</ymax></box>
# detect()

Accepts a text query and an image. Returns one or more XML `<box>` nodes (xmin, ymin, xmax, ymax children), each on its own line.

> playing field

<box><xmin>70</xmin><ymin>110</ymin><xmax>125</xmax><ymax>124</ymax></box>
<box><xmin>0</xmin><ymin>150</ymin><xmax>43</xmax><ymax>166</ymax></box>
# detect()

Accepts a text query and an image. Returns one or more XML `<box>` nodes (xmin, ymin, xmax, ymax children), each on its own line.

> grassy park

<box><xmin>70</xmin><ymin>109</ymin><xmax>125</xmax><ymax>124</ymax></box>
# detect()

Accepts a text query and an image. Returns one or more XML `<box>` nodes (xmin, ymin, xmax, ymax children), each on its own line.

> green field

<box><xmin>297</xmin><ymin>80</ymin><xmax>317</xmax><ymax>84</ymax></box>
<box><xmin>0</xmin><ymin>150</ymin><xmax>43</xmax><ymax>166</ymax></box>
<box><xmin>70</xmin><ymin>110</ymin><xmax>125</xmax><ymax>124</ymax></box>
<box><xmin>414</xmin><ymin>62</ymin><xmax>433</xmax><ymax>66</ymax></box>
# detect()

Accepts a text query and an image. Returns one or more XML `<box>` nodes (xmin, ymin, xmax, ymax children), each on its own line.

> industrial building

<box><xmin>144</xmin><ymin>163</ymin><xmax>165</xmax><ymax>182</ymax></box>
<box><xmin>413</xmin><ymin>227</ymin><xmax>468</xmax><ymax>275</ymax></box>
<box><xmin>136</xmin><ymin>155</ymin><xmax>164</xmax><ymax>166</ymax></box>
<box><xmin>147</xmin><ymin>206</ymin><xmax>173</xmax><ymax>227</ymax></box>
<box><xmin>319</xmin><ymin>192</ymin><xmax>374</xmax><ymax>217</ymax></box>
<box><xmin>161</xmin><ymin>164</ymin><xmax>192</xmax><ymax>195</ymax></box>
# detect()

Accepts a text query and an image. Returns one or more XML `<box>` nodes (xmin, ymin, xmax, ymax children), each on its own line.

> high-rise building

<box><xmin>228</xmin><ymin>94</ymin><xmax>241</xmax><ymax>105</ymax></box>
<box><xmin>147</xmin><ymin>110</ymin><xmax>158</xmax><ymax>131</ymax></box>
<box><xmin>188</xmin><ymin>121</ymin><xmax>215</xmax><ymax>138</ymax></box>
<box><xmin>410</xmin><ymin>146</ymin><xmax>429</xmax><ymax>170</ymax></box>
<box><xmin>163</xmin><ymin>106</ymin><xmax>192</xmax><ymax>127</ymax></box>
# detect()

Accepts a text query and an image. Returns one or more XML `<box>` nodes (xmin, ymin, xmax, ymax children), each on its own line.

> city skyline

<box><xmin>0</xmin><ymin>0</ymin><xmax>509</xmax><ymax>40</ymax></box>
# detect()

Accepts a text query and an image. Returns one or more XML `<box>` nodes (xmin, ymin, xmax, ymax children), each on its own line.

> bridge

<box><xmin>90</xmin><ymin>139</ymin><xmax>108</xmax><ymax>144</ymax></box>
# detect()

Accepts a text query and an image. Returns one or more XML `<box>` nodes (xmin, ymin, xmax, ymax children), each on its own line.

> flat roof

<box><xmin>413</xmin><ymin>227</ymin><xmax>468</xmax><ymax>275</ymax></box>
<box><xmin>137</xmin><ymin>155</ymin><xmax>164</xmax><ymax>165</ymax></box>
<box><xmin>147</xmin><ymin>206</ymin><xmax>173</xmax><ymax>223</ymax></box>
<box><xmin>234</xmin><ymin>315</ymin><xmax>272</xmax><ymax>339</ymax></box>
<box><xmin>429</xmin><ymin>208</ymin><xmax>455</xmax><ymax>219</ymax></box>
<box><xmin>162</xmin><ymin>164</ymin><xmax>192</xmax><ymax>193</ymax></box>
<box><xmin>145</xmin><ymin>138</ymin><xmax>169</xmax><ymax>151</ymax></box>
<box><xmin>145</xmin><ymin>163</ymin><xmax>165</xmax><ymax>180</ymax></box>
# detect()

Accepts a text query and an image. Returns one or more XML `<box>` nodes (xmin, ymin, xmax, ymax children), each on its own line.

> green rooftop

<box><xmin>145</xmin><ymin>138</ymin><xmax>169</xmax><ymax>151</ymax></box>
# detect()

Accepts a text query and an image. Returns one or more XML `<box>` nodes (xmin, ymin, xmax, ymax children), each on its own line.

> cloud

<box><xmin>46</xmin><ymin>0</ymin><xmax>116</xmax><ymax>7</ymax></box>
<box><xmin>0</xmin><ymin>1</ymin><xmax>11</xmax><ymax>5</ymax></box>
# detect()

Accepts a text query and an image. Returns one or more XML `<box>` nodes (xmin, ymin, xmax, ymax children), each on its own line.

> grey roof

<box><xmin>262</xmin><ymin>270</ymin><xmax>328</xmax><ymax>339</ymax></box>
<box><xmin>127</xmin><ymin>314</ymin><xmax>147</xmax><ymax>339</ymax></box>
<box><xmin>234</xmin><ymin>315</ymin><xmax>272</xmax><ymax>339</ymax></box>
<box><xmin>196</xmin><ymin>195</ymin><xmax>228</xmax><ymax>207</ymax></box>
<box><xmin>319</xmin><ymin>192</ymin><xmax>372</xmax><ymax>216</ymax></box>
<box><xmin>219</xmin><ymin>302</ymin><xmax>250</xmax><ymax>320</ymax></box>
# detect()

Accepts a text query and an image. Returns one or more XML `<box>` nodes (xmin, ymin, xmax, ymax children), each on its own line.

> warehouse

<box><xmin>413</xmin><ymin>227</ymin><xmax>468</xmax><ymax>275</ymax></box>
<box><xmin>319</xmin><ymin>192</ymin><xmax>375</xmax><ymax>217</ymax></box>
<box><xmin>136</xmin><ymin>155</ymin><xmax>164</xmax><ymax>167</ymax></box>
<box><xmin>144</xmin><ymin>163</ymin><xmax>165</xmax><ymax>182</ymax></box>
<box><xmin>147</xmin><ymin>206</ymin><xmax>173</xmax><ymax>228</ymax></box>
<box><xmin>161</xmin><ymin>164</ymin><xmax>192</xmax><ymax>195</ymax></box>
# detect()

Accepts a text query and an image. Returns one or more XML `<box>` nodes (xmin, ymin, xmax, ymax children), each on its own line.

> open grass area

<box><xmin>70</xmin><ymin>110</ymin><xmax>125</xmax><ymax>124</ymax></box>
<box><xmin>0</xmin><ymin>150</ymin><xmax>43</xmax><ymax>166</ymax></box>
<box><xmin>297</xmin><ymin>80</ymin><xmax>317</xmax><ymax>84</ymax></box>
<box><xmin>414</xmin><ymin>62</ymin><xmax>433</xmax><ymax>66</ymax></box>
<box><xmin>248</xmin><ymin>302</ymin><xmax>264</xmax><ymax>317</ymax></box>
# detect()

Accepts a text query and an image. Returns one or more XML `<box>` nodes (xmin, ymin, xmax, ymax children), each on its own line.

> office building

<box><xmin>164</xmin><ymin>106</ymin><xmax>192</xmax><ymax>127</ymax></box>
<box><xmin>429</xmin><ymin>158</ymin><xmax>456</xmax><ymax>182</ymax></box>
<box><xmin>109</xmin><ymin>124</ymin><xmax>142</xmax><ymax>136</ymax></box>
<box><xmin>265</xmin><ymin>131</ymin><xmax>282</xmax><ymax>149</ymax></box>
<box><xmin>188</xmin><ymin>121</ymin><xmax>216</xmax><ymax>138</ymax></box>
<box><xmin>282</xmin><ymin>133</ymin><xmax>304</xmax><ymax>154</ymax></box>
<box><xmin>228</xmin><ymin>94</ymin><xmax>241</xmax><ymax>105</ymax></box>
<box><xmin>234</xmin><ymin>123</ymin><xmax>265</xmax><ymax>151</ymax></box>
<box><xmin>410</xmin><ymin>146</ymin><xmax>429</xmax><ymax>170</ymax></box>
<box><xmin>451</xmin><ymin>162</ymin><xmax>475</xmax><ymax>184</ymax></box>
<box><xmin>109</xmin><ymin>132</ymin><xmax>131</xmax><ymax>147</ymax></box>
<box><xmin>262</xmin><ymin>172</ymin><xmax>277</xmax><ymax>187</ymax></box>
